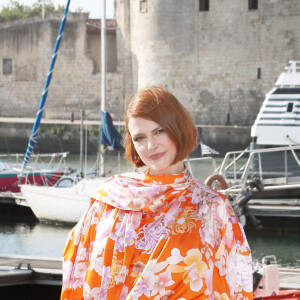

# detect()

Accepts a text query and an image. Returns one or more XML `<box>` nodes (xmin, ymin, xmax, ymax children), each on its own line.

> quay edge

<box><xmin>0</xmin><ymin>117</ymin><xmax>251</xmax><ymax>155</ymax></box>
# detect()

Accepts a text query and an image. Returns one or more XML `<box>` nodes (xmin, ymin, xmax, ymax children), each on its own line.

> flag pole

<box><xmin>99</xmin><ymin>0</ymin><xmax>107</xmax><ymax>176</ymax></box>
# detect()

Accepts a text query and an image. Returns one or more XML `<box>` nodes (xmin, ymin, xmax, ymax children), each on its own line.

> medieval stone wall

<box><xmin>1</xmin><ymin>1</ymin><xmax>300</xmax><ymax>129</ymax></box>
<box><xmin>116</xmin><ymin>0</ymin><xmax>300</xmax><ymax>125</ymax></box>
<box><xmin>0</xmin><ymin>13</ymin><xmax>123</xmax><ymax>122</ymax></box>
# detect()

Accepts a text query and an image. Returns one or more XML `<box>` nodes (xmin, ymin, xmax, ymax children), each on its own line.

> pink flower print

<box><xmin>199</xmin><ymin>226</ymin><xmax>215</xmax><ymax>248</ymax></box>
<box><xmin>224</xmin><ymin>222</ymin><xmax>234</xmax><ymax>248</ymax></box>
<box><xmin>203</xmin><ymin>259</ymin><xmax>214</xmax><ymax>296</ymax></box>
<box><xmin>73</xmin><ymin>262</ymin><xmax>87</xmax><ymax>289</ymax></box>
<box><xmin>118</xmin><ymin>285</ymin><xmax>129</xmax><ymax>300</ymax></box>
<box><xmin>62</xmin><ymin>260</ymin><xmax>73</xmax><ymax>291</ymax></box>
<box><xmin>90</xmin><ymin>255</ymin><xmax>104</xmax><ymax>276</ymax></box>
<box><xmin>216</xmin><ymin>200</ymin><xmax>229</xmax><ymax>227</ymax></box>
<box><xmin>134</xmin><ymin>278</ymin><xmax>152</xmax><ymax>298</ymax></box>
<box><xmin>151</xmin><ymin>271</ymin><xmax>175</xmax><ymax>296</ymax></box>
<box><xmin>148</xmin><ymin>185</ymin><xmax>162</xmax><ymax>197</ymax></box>
<box><xmin>136</xmin><ymin>221</ymin><xmax>170</xmax><ymax>253</ymax></box>
<box><xmin>215</xmin><ymin>253</ymin><xmax>227</xmax><ymax>277</ymax></box>
<box><xmin>191</xmin><ymin>187</ymin><xmax>202</xmax><ymax>204</ymax></box>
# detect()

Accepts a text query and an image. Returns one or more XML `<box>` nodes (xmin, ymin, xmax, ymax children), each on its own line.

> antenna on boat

<box><xmin>20</xmin><ymin>0</ymin><xmax>71</xmax><ymax>176</ymax></box>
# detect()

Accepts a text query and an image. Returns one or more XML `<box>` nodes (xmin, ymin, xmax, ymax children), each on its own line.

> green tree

<box><xmin>0</xmin><ymin>0</ymin><xmax>65</xmax><ymax>22</ymax></box>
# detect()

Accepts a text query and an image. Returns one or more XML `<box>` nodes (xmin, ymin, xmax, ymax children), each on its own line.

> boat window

<box><xmin>272</xmin><ymin>88</ymin><xmax>300</xmax><ymax>94</ymax></box>
<box><xmin>286</xmin><ymin>102</ymin><xmax>294</xmax><ymax>113</ymax></box>
<box><xmin>199</xmin><ymin>0</ymin><xmax>209</xmax><ymax>11</ymax></box>
<box><xmin>249</xmin><ymin>0</ymin><xmax>258</xmax><ymax>10</ymax></box>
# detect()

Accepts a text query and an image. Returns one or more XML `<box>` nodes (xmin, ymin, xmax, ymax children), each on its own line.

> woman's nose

<box><xmin>147</xmin><ymin>137</ymin><xmax>157</xmax><ymax>151</ymax></box>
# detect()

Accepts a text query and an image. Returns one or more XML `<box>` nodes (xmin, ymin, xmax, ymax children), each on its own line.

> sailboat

<box><xmin>0</xmin><ymin>152</ymin><xmax>69</xmax><ymax>195</ymax></box>
<box><xmin>19</xmin><ymin>0</ymin><xmax>125</xmax><ymax>224</ymax></box>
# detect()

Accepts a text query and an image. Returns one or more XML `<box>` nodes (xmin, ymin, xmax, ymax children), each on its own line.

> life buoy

<box><xmin>204</xmin><ymin>174</ymin><xmax>228</xmax><ymax>190</ymax></box>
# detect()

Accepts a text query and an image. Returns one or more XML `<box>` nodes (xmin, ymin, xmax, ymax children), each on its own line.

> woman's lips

<box><xmin>149</xmin><ymin>152</ymin><xmax>165</xmax><ymax>160</ymax></box>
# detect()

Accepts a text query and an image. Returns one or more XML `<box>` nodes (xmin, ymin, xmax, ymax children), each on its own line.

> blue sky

<box><xmin>0</xmin><ymin>0</ymin><xmax>114</xmax><ymax>18</ymax></box>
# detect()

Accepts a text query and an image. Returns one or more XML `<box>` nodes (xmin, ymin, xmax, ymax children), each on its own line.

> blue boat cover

<box><xmin>100</xmin><ymin>111</ymin><xmax>124</xmax><ymax>152</ymax></box>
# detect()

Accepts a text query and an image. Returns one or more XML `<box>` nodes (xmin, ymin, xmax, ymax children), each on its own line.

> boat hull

<box><xmin>21</xmin><ymin>177</ymin><xmax>107</xmax><ymax>224</ymax></box>
<box><xmin>0</xmin><ymin>171</ymin><xmax>64</xmax><ymax>193</ymax></box>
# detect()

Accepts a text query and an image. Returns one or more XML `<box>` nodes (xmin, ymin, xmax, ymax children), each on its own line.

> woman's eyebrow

<box><xmin>132</xmin><ymin>126</ymin><xmax>161</xmax><ymax>138</ymax></box>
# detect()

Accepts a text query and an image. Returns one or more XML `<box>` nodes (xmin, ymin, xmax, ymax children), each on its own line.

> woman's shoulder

<box><xmin>190</xmin><ymin>176</ymin><xmax>227</xmax><ymax>202</ymax></box>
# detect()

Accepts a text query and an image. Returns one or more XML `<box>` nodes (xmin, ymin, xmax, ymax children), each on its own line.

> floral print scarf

<box><xmin>61</xmin><ymin>168</ymin><xmax>253</xmax><ymax>300</ymax></box>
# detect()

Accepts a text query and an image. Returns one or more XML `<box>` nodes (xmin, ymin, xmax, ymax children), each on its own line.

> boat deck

<box><xmin>249</xmin><ymin>199</ymin><xmax>300</xmax><ymax>217</ymax></box>
<box><xmin>0</xmin><ymin>256</ymin><xmax>62</xmax><ymax>287</ymax></box>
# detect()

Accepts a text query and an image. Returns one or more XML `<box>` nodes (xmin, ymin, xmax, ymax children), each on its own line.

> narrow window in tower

<box><xmin>3</xmin><ymin>58</ymin><xmax>12</xmax><ymax>75</ymax></box>
<box><xmin>140</xmin><ymin>0</ymin><xmax>147</xmax><ymax>13</ymax></box>
<box><xmin>249</xmin><ymin>0</ymin><xmax>258</xmax><ymax>10</ymax></box>
<box><xmin>199</xmin><ymin>0</ymin><xmax>209</xmax><ymax>11</ymax></box>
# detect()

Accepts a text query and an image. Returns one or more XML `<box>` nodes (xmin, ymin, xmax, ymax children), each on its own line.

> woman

<box><xmin>61</xmin><ymin>87</ymin><xmax>253</xmax><ymax>300</ymax></box>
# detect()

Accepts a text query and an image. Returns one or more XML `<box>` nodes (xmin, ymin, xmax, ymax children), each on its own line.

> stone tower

<box><xmin>115</xmin><ymin>0</ymin><xmax>300</xmax><ymax>126</ymax></box>
<box><xmin>115</xmin><ymin>0</ymin><xmax>198</xmax><ymax>110</ymax></box>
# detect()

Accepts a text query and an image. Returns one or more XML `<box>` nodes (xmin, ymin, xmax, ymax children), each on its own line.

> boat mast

<box><xmin>99</xmin><ymin>0</ymin><xmax>107</xmax><ymax>175</ymax></box>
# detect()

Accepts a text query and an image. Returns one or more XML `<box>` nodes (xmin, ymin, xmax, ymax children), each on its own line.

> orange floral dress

<box><xmin>61</xmin><ymin>169</ymin><xmax>253</xmax><ymax>300</ymax></box>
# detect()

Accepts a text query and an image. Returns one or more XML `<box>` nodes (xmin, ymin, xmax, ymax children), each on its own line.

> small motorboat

<box><xmin>253</xmin><ymin>255</ymin><xmax>300</xmax><ymax>299</ymax></box>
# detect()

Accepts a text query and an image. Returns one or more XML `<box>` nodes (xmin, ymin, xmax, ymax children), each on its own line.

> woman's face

<box><xmin>128</xmin><ymin>117</ymin><xmax>184</xmax><ymax>175</ymax></box>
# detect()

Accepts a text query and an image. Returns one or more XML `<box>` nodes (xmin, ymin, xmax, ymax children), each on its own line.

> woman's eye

<box><xmin>134</xmin><ymin>136</ymin><xmax>144</xmax><ymax>142</ymax></box>
<box><xmin>156</xmin><ymin>129</ymin><xmax>164</xmax><ymax>135</ymax></box>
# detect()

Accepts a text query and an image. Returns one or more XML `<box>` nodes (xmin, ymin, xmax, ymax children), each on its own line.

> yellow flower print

<box><xmin>215</xmin><ymin>242</ymin><xmax>226</xmax><ymax>260</ymax></box>
<box><xmin>214</xmin><ymin>291</ymin><xmax>230</xmax><ymax>300</ymax></box>
<box><xmin>167</xmin><ymin>248</ymin><xmax>208</xmax><ymax>292</ymax></box>
<box><xmin>108</xmin><ymin>257</ymin><xmax>123</xmax><ymax>288</ymax></box>
<box><xmin>171</xmin><ymin>206</ymin><xmax>198</xmax><ymax>234</ymax></box>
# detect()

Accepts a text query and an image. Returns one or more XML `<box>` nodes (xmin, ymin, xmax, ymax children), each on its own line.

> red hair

<box><xmin>124</xmin><ymin>86</ymin><xmax>197</xmax><ymax>168</ymax></box>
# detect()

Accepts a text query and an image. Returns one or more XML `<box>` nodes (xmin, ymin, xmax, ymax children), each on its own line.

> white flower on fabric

<box><xmin>118</xmin><ymin>285</ymin><xmax>129</xmax><ymax>300</ymax></box>
<box><xmin>203</xmin><ymin>259</ymin><xmax>214</xmax><ymax>297</ymax></box>
<box><xmin>73</xmin><ymin>261</ymin><xmax>87</xmax><ymax>289</ymax></box>
<box><xmin>83</xmin><ymin>283</ymin><xmax>91</xmax><ymax>300</ymax></box>
<box><xmin>83</xmin><ymin>284</ymin><xmax>101</xmax><ymax>300</ymax></box>
<box><xmin>216</xmin><ymin>199</ymin><xmax>229</xmax><ymax>228</ymax></box>
<box><xmin>166</xmin><ymin>248</ymin><xmax>184</xmax><ymax>264</ymax></box>
<box><xmin>98</xmin><ymin>266</ymin><xmax>111</xmax><ymax>299</ymax></box>
<box><xmin>78</xmin><ymin>247</ymin><xmax>87</xmax><ymax>262</ymax></box>
<box><xmin>151</xmin><ymin>271</ymin><xmax>175</xmax><ymax>296</ymax></box>
<box><xmin>191</xmin><ymin>187</ymin><xmax>202</xmax><ymax>204</ymax></box>
<box><xmin>215</xmin><ymin>254</ymin><xmax>227</xmax><ymax>277</ymax></box>
<box><xmin>226</xmin><ymin>245</ymin><xmax>253</xmax><ymax>294</ymax></box>
<box><xmin>115</xmin><ymin>266</ymin><xmax>129</xmax><ymax>284</ymax></box>
<box><xmin>62</xmin><ymin>260</ymin><xmax>73</xmax><ymax>291</ymax></box>
<box><xmin>90</xmin><ymin>255</ymin><xmax>104</xmax><ymax>276</ymax></box>
<box><xmin>199</xmin><ymin>226</ymin><xmax>215</xmax><ymax>248</ymax></box>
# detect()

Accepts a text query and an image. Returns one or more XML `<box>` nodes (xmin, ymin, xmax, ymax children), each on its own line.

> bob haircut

<box><xmin>124</xmin><ymin>86</ymin><xmax>197</xmax><ymax>168</ymax></box>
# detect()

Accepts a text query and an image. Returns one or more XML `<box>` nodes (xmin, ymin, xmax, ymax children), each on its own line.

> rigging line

<box><xmin>286</xmin><ymin>135</ymin><xmax>300</xmax><ymax>167</ymax></box>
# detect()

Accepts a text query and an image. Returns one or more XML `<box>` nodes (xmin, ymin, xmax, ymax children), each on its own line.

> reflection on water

<box><xmin>0</xmin><ymin>220</ymin><xmax>72</xmax><ymax>258</ymax></box>
<box><xmin>0</xmin><ymin>220</ymin><xmax>300</xmax><ymax>268</ymax></box>
<box><xmin>246</xmin><ymin>229</ymin><xmax>300</xmax><ymax>268</ymax></box>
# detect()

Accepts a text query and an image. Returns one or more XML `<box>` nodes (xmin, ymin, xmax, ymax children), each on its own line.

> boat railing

<box><xmin>219</xmin><ymin>145</ymin><xmax>300</xmax><ymax>188</ymax></box>
<box><xmin>0</xmin><ymin>152</ymin><xmax>69</xmax><ymax>171</ymax></box>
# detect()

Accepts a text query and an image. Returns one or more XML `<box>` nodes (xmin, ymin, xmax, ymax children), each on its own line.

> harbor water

<box><xmin>0</xmin><ymin>153</ymin><xmax>300</xmax><ymax>268</ymax></box>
